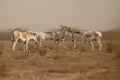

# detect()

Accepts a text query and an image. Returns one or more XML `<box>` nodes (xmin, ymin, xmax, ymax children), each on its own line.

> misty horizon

<box><xmin>0</xmin><ymin>0</ymin><xmax>120</xmax><ymax>31</ymax></box>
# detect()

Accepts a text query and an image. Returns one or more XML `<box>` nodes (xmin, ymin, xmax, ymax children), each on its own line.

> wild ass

<box><xmin>11</xmin><ymin>30</ymin><xmax>38</xmax><ymax>51</ymax></box>
<box><xmin>54</xmin><ymin>25</ymin><xmax>80</xmax><ymax>47</ymax></box>
<box><xmin>62</xmin><ymin>26</ymin><xmax>103</xmax><ymax>51</ymax></box>
<box><xmin>29</xmin><ymin>25</ymin><xmax>69</xmax><ymax>47</ymax></box>
<box><xmin>52</xmin><ymin>25</ymin><xmax>71</xmax><ymax>46</ymax></box>
<box><xmin>27</xmin><ymin>31</ymin><xmax>55</xmax><ymax>47</ymax></box>
<box><xmin>63</xmin><ymin>27</ymin><xmax>81</xmax><ymax>48</ymax></box>
<box><xmin>81</xmin><ymin>30</ymin><xmax>103</xmax><ymax>51</ymax></box>
<box><xmin>75</xmin><ymin>31</ymin><xmax>103</xmax><ymax>51</ymax></box>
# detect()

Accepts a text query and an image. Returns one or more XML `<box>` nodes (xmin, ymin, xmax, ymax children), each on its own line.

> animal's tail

<box><xmin>11</xmin><ymin>33</ymin><xmax>15</xmax><ymax>42</ymax></box>
<box><xmin>100</xmin><ymin>36</ymin><xmax>106</xmax><ymax>48</ymax></box>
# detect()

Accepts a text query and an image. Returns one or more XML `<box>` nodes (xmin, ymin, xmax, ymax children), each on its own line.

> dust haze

<box><xmin>0</xmin><ymin>0</ymin><xmax>120</xmax><ymax>31</ymax></box>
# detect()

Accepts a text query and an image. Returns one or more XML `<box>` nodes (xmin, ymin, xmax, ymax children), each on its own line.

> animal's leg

<box><xmin>54</xmin><ymin>38</ymin><xmax>58</xmax><ymax>44</ymax></box>
<box><xmin>23</xmin><ymin>41</ymin><xmax>26</xmax><ymax>52</ymax></box>
<box><xmin>42</xmin><ymin>39</ymin><xmax>45</xmax><ymax>47</ymax></box>
<box><xmin>90</xmin><ymin>41</ymin><xmax>94</xmax><ymax>51</ymax></box>
<box><xmin>25</xmin><ymin>40</ymin><xmax>29</xmax><ymax>52</ymax></box>
<box><xmin>73</xmin><ymin>39</ymin><xmax>77</xmax><ymax>48</ymax></box>
<box><xmin>53</xmin><ymin>38</ymin><xmax>58</xmax><ymax>47</ymax></box>
<box><xmin>82</xmin><ymin>37</ymin><xmax>87</xmax><ymax>50</ymax></box>
<box><xmin>58</xmin><ymin>41</ymin><xmax>61</xmax><ymax>46</ymax></box>
<box><xmin>82</xmin><ymin>36</ymin><xmax>85</xmax><ymax>44</ymax></box>
<box><xmin>38</xmin><ymin>39</ymin><xmax>45</xmax><ymax>56</ymax></box>
<box><xmin>72</xmin><ymin>33</ymin><xmax>77</xmax><ymax>48</ymax></box>
<box><xmin>12</xmin><ymin>40</ymin><xmax>18</xmax><ymax>51</ymax></box>
<box><xmin>61</xmin><ymin>38</ymin><xmax>65</xmax><ymax>46</ymax></box>
<box><xmin>39</xmin><ymin>39</ymin><xmax>43</xmax><ymax>47</ymax></box>
<box><xmin>62</xmin><ymin>38</ymin><xmax>65</xmax><ymax>43</ymax></box>
<box><xmin>98</xmin><ymin>39</ymin><xmax>102</xmax><ymax>51</ymax></box>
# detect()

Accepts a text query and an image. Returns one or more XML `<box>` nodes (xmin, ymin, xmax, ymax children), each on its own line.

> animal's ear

<box><xmin>31</xmin><ymin>33</ymin><xmax>36</xmax><ymax>35</ymax></box>
<box><xmin>68</xmin><ymin>27</ymin><xmax>71</xmax><ymax>30</ymax></box>
<box><xmin>51</xmin><ymin>32</ymin><xmax>56</xmax><ymax>35</ymax></box>
<box><xmin>60</xmin><ymin>25</ymin><xmax>64</xmax><ymax>29</ymax></box>
<box><xmin>64</xmin><ymin>26</ymin><xmax>67</xmax><ymax>29</ymax></box>
<box><xmin>60</xmin><ymin>25</ymin><xmax>64</xmax><ymax>27</ymax></box>
<box><xmin>33</xmin><ymin>33</ymin><xmax>37</xmax><ymax>35</ymax></box>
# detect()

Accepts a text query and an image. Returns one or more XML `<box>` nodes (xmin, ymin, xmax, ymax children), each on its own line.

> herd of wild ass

<box><xmin>11</xmin><ymin>25</ymin><xmax>103</xmax><ymax>52</ymax></box>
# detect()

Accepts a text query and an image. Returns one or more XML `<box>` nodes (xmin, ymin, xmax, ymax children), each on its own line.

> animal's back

<box><xmin>36</xmin><ymin>32</ymin><xmax>46</xmax><ymax>40</ymax></box>
<box><xmin>94</xmin><ymin>31</ymin><xmax>102</xmax><ymax>38</ymax></box>
<box><xmin>12</xmin><ymin>31</ymin><xmax>21</xmax><ymax>41</ymax></box>
<box><xmin>12</xmin><ymin>31</ymin><xmax>28</xmax><ymax>42</ymax></box>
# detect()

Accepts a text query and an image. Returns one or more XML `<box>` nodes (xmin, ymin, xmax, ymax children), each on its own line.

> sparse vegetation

<box><xmin>0</xmin><ymin>50</ymin><xmax>3</xmax><ymax>57</ymax></box>
<box><xmin>103</xmin><ymin>28</ymin><xmax>120</xmax><ymax>41</ymax></box>
<box><xmin>106</xmin><ymin>41</ymin><xmax>113</xmax><ymax>53</ymax></box>
<box><xmin>0</xmin><ymin>43</ymin><xmax>4</xmax><ymax>57</ymax></box>
<box><xmin>0</xmin><ymin>28</ymin><xmax>120</xmax><ymax>80</ymax></box>
<box><xmin>0</xmin><ymin>64</ymin><xmax>7</xmax><ymax>76</ymax></box>
<box><xmin>38</xmin><ymin>46</ymin><xmax>48</xmax><ymax>56</ymax></box>
<box><xmin>113</xmin><ymin>42</ymin><xmax>120</xmax><ymax>58</ymax></box>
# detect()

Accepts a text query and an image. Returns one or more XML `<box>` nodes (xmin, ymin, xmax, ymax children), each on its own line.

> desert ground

<box><xmin>0</xmin><ymin>40</ymin><xmax>120</xmax><ymax>80</ymax></box>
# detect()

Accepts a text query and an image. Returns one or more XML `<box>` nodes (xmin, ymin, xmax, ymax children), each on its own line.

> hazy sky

<box><xmin>0</xmin><ymin>0</ymin><xmax>120</xmax><ymax>31</ymax></box>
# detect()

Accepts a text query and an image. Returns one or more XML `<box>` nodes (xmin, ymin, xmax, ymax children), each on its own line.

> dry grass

<box><xmin>0</xmin><ymin>28</ymin><xmax>120</xmax><ymax>77</ymax></box>
<box><xmin>0</xmin><ymin>40</ymin><xmax>119</xmax><ymax>80</ymax></box>
<box><xmin>0</xmin><ymin>28</ymin><xmax>120</xmax><ymax>80</ymax></box>
<box><xmin>103</xmin><ymin>29</ymin><xmax>120</xmax><ymax>41</ymax></box>
<box><xmin>106</xmin><ymin>41</ymin><xmax>113</xmax><ymax>53</ymax></box>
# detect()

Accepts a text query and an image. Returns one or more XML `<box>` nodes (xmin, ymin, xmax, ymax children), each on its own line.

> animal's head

<box><xmin>27</xmin><ymin>31</ymin><xmax>39</xmax><ymax>43</ymax></box>
<box><xmin>60</xmin><ymin>25</ymin><xmax>71</xmax><ymax>32</ymax></box>
<box><xmin>34</xmin><ymin>34</ymin><xmax>39</xmax><ymax>43</ymax></box>
<box><xmin>49</xmin><ymin>32</ymin><xmax>56</xmax><ymax>40</ymax></box>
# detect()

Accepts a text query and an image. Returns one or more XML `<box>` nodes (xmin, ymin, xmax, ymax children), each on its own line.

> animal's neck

<box><xmin>44</xmin><ymin>32</ymin><xmax>53</xmax><ymax>36</ymax></box>
<box><xmin>44</xmin><ymin>32</ymin><xmax>51</xmax><ymax>34</ymax></box>
<box><xmin>60</xmin><ymin>30</ymin><xmax>66</xmax><ymax>39</ymax></box>
<box><xmin>44</xmin><ymin>32</ymin><xmax>53</xmax><ymax>39</ymax></box>
<box><xmin>67</xmin><ymin>30</ymin><xmax>73</xmax><ymax>33</ymax></box>
<box><xmin>64</xmin><ymin>30</ymin><xmax>73</xmax><ymax>35</ymax></box>
<box><xmin>74</xmin><ymin>31</ymin><xmax>83</xmax><ymax>34</ymax></box>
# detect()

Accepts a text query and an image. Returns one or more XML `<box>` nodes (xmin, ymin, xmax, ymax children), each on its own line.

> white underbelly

<box><xmin>19</xmin><ymin>34</ymin><xmax>26</xmax><ymax>42</ymax></box>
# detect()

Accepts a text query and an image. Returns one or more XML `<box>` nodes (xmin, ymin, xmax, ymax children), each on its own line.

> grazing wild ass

<box><xmin>76</xmin><ymin>30</ymin><xmax>102</xmax><ymax>51</ymax></box>
<box><xmin>11</xmin><ymin>30</ymin><xmax>38</xmax><ymax>51</ymax></box>
<box><xmin>82</xmin><ymin>30</ymin><xmax>103</xmax><ymax>51</ymax></box>
<box><xmin>28</xmin><ymin>31</ymin><xmax>55</xmax><ymax>47</ymax></box>
<box><xmin>62</xmin><ymin>26</ymin><xmax>103</xmax><ymax>51</ymax></box>
<box><xmin>27</xmin><ymin>25</ymin><xmax>68</xmax><ymax>47</ymax></box>
<box><xmin>63</xmin><ymin>27</ymin><xmax>81</xmax><ymax>48</ymax></box>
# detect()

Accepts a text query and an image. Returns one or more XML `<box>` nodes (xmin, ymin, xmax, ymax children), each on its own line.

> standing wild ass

<box><xmin>82</xmin><ymin>30</ymin><xmax>103</xmax><ymax>51</ymax></box>
<box><xmin>62</xmin><ymin>27</ymin><xmax>81</xmax><ymax>48</ymax></box>
<box><xmin>62</xmin><ymin>26</ymin><xmax>103</xmax><ymax>51</ymax></box>
<box><xmin>11</xmin><ymin>30</ymin><xmax>38</xmax><ymax>51</ymax></box>
<box><xmin>55</xmin><ymin>25</ymin><xmax>81</xmax><ymax>47</ymax></box>
<box><xmin>52</xmin><ymin>25</ymin><xmax>71</xmax><ymax>46</ymax></box>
